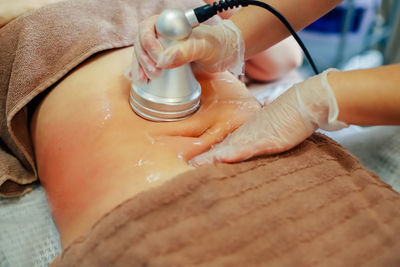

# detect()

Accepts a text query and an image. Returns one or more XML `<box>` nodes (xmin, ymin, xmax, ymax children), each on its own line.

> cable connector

<box><xmin>193</xmin><ymin>0</ymin><xmax>249</xmax><ymax>23</ymax></box>
<box><xmin>212</xmin><ymin>0</ymin><xmax>248</xmax><ymax>12</ymax></box>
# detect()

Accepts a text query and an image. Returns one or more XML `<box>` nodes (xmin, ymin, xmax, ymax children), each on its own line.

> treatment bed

<box><xmin>0</xmin><ymin>0</ymin><xmax>399</xmax><ymax>266</ymax></box>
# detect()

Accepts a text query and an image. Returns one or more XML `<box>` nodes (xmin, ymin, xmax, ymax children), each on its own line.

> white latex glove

<box><xmin>190</xmin><ymin>68</ymin><xmax>348</xmax><ymax>166</ymax></box>
<box><xmin>128</xmin><ymin>15</ymin><xmax>245</xmax><ymax>85</ymax></box>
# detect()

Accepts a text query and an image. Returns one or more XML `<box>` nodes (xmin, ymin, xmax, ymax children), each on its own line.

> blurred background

<box><xmin>299</xmin><ymin>0</ymin><xmax>400</xmax><ymax>72</ymax></box>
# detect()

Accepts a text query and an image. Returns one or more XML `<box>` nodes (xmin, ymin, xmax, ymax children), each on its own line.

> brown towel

<box><xmin>0</xmin><ymin>0</ymin><xmax>215</xmax><ymax>197</ymax></box>
<box><xmin>51</xmin><ymin>134</ymin><xmax>400</xmax><ymax>267</ymax></box>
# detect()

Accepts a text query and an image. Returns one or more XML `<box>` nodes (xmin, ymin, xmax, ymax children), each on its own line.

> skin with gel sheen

<box><xmin>30</xmin><ymin>46</ymin><xmax>261</xmax><ymax>248</ymax></box>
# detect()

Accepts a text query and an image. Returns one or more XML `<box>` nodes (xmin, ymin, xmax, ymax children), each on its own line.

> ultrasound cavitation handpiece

<box><xmin>129</xmin><ymin>9</ymin><xmax>202</xmax><ymax>122</ymax></box>
<box><xmin>130</xmin><ymin>0</ymin><xmax>319</xmax><ymax>121</ymax></box>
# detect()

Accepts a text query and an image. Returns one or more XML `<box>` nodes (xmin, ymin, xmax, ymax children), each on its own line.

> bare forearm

<box><xmin>230</xmin><ymin>0</ymin><xmax>343</xmax><ymax>59</ymax></box>
<box><xmin>328</xmin><ymin>64</ymin><xmax>400</xmax><ymax>126</ymax></box>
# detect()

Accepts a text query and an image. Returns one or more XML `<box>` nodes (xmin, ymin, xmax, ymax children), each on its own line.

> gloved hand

<box><xmin>128</xmin><ymin>15</ymin><xmax>245</xmax><ymax>85</ymax></box>
<box><xmin>189</xmin><ymin>68</ymin><xmax>348</xmax><ymax>166</ymax></box>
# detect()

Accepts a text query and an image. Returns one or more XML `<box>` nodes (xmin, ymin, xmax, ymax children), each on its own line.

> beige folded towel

<box><xmin>0</xmin><ymin>0</ymin><xmax>212</xmax><ymax>197</ymax></box>
<box><xmin>52</xmin><ymin>134</ymin><xmax>400</xmax><ymax>267</ymax></box>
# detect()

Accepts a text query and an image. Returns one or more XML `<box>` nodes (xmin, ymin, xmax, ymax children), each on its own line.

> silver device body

<box><xmin>130</xmin><ymin>9</ymin><xmax>201</xmax><ymax>122</ymax></box>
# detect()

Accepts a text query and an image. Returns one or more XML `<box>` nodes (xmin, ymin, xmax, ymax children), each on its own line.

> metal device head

<box><xmin>130</xmin><ymin>8</ymin><xmax>202</xmax><ymax>122</ymax></box>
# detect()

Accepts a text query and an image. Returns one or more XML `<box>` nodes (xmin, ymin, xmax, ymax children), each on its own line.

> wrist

<box><xmin>296</xmin><ymin>68</ymin><xmax>348</xmax><ymax>132</ymax></box>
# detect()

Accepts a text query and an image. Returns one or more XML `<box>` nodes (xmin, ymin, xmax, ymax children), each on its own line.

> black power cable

<box><xmin>193</xmin><ymin>0</ymin><xmax>319</xmax><ymax>75</ymax></box>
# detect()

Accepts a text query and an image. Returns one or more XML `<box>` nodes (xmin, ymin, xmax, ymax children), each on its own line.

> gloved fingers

<box><xmin>189</xmin><ymin>138</ymin><xmax>285</xmax><ymax>167</ymax></box>
<box><xmin>156</xmin><ymin>37</ymin><xmax>204</xmax><ymax>69</ymax></box>
<box><xmin>189</xmin><ymin>145</ymin><xmax>252</xmax><ymax>166</ymax></box>
<box><xmin>138</xmin><ymin>15</ymin><xmax>164</xmax><ymax>62</ymax></box>
<box><xmin>128</xmin><ymin>48</ymin><xmax>148</xmax><ymax>86</ymax></box>
<box><xmin>134</xmin><ymin>35</ymin><xmax>161</xmax><ymax>80</ymax></box>
<box><xmin>137</xmin><ymin>64</ymin><xmax>148</xmax><ymax>85</ymax></box>
<box><xmin>156</xmin><ymin>20</ymin><xmax>244</xmax><ymax>76</ymax></box>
